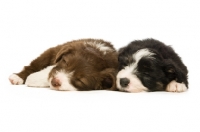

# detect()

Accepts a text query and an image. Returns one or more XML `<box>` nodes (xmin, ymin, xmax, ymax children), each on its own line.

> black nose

<box><xmin>120</xmin><ymin>78</ymin><xmax>130</xmax><ymax>87</ymax></box>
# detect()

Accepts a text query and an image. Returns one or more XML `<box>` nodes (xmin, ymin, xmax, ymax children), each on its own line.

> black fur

<box><xmin>118</xmin><ymin>38</ymin><xmax>188</xmax><ymax>91</ymax></box>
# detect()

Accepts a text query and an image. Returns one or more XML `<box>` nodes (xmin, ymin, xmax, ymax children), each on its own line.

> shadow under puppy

<box><xmin>9</xmin><ymin>39</ymin><xmax>118</xmax><ymax>91</ymax></box>
<box><xmin>116</xmin><ymin>38</ymin><xmax>188</xmax><ymax>93</ymax></box>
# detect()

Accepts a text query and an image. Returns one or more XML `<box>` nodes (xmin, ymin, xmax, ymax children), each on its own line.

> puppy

<box><xmin>116</xmin><ymin>38</ymin><xmax>188</xmax><ymax>92</ymax></box>
<box><xmin>9</xmin><ymin>39</ymin><xmax>118</xmax><ymax>91</ymax></box>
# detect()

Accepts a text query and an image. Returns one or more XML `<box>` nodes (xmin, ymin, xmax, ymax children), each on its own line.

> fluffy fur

<box><xmin>116</xmin><ymin>38</ymin><xmax>188</xmax><ymax>92</ymax></box>
<box><xmin>9</xmin><ymin>39</ymin><xmax>118</xmax><ymax>91</ymax></box>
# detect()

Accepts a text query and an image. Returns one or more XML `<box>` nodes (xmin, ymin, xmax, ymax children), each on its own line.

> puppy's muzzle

<box><xmin>120</xmin><ymin>78</ymin><xmax>130</xmax><ymax>87</ymax></box>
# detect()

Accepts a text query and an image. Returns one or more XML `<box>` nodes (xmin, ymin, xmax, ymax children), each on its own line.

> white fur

<box><xmin>132</xmin><ymin>49</ymin><xmax>155</xmax><ymax>71</ymax></box>
<box><xmin>127</xmin><ymin>49</ymin><xmax>155</xmax><ymax>73</ymax></box>
<box><xmin>49</xmin><ymin>70</ymin><xmax>77</xmax><ymax>91</ymax></box>
<box><xmin>25</xmin><ymin>65</ymin><xmax>55</xmax><ymax>87</ymax></box>
<box><xmin>166</xmin><ymin>80</ymin><xmax>187</xmax><ymax>92</ymax></box>
<box><xmin>84</xmin><ymin>40</ymin><xmax>113</xmax><ymax>54</ymax></box>
<box><xmin>116</xmin><ymin>49</ymin><xmax>154</xmax><ymax>92</ymax></box>
<box><xmin>116</xmin><ymin>66</ymin><xmax>148</xmax><ymax>92</ymax></box>
<box><xmin>9</xmin><ymin>74</ymin><xmax>24</xmax><ymax>85</ymax></box>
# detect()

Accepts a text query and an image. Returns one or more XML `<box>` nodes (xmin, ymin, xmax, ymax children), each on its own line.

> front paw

<box><xmin>166</xmin><ymin>80</ymin><xmax>187</xmax><ymax>92</ymax></box>
<box><xmin>9</xmin><ymin>74</ymin><xmax>24</xmax><ymax>85</ymax></box>
<box><xmin>25</xmin><ymin>72</ymin><xmax>49</xmax><ymax>88</ymax></box>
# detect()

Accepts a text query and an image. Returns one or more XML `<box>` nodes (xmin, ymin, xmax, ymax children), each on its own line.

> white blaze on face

<box><xmin>116</xmin><ymin>49</ymin><xmax>155</xmax><ymax>92</ymax></box>
<box><xmin>49</xmin><ymin>70</ymin><xmax>77</xmax><ymax>91</ymax></box>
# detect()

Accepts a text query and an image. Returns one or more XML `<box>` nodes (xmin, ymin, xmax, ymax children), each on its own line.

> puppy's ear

<box><xmin>100</xmin><ymin>68</ymin><xmax>118</xmax><ymax>90</ymax></box>
<box><xmin>162</xmin><ymin>59</ymin><xmax>187</xmax><ymax>84</ymax></box>
<box><xmin>55</xmin><ymin>46</ymin><xmax>74</xmax><ymax>63</ymax></box>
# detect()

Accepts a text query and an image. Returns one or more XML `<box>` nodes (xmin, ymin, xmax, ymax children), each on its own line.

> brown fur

<box><xmin>12</xmin><ymin>39</ymin><xmax>118</xmax><ymax>91</ymax></box>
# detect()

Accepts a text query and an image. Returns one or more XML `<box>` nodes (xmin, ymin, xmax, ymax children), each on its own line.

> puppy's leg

<box><xmin>9</xmin><ymin>48</ymin><xmax>56</xmax><ymax>85</ymax></box>
<box><xmin>166</xmin><ymin>80</ymin><xmax>187</xmax><ymax>92</ymax></box>
<box><xmin>25</xmin><ymin>65</ymin><xmax>55</xmax><ymax>87</ymax></box>
<box><xmin>9</xmin><ymin>74</ymin><xmax>24</xmax><ymax>85</ymax></box>
<box><xmin>164</xmin><ymin>59</ymin><xmax>188</xmax><ymax>92</ymax></box>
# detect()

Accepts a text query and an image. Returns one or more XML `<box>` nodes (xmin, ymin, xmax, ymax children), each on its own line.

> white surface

<box><xmin>0</xmin><ymin>0</ymin><xmax>200</xmax><ymax>132</ymax></box>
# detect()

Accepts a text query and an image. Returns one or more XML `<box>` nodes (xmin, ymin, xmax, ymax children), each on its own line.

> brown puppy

<box><xmin>9</xmin><ymin>39</ymin><xmax>118</xmax><ymax>91</ymax></box>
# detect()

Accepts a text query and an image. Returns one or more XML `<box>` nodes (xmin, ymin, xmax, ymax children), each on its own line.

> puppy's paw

<box><xmin>9</xmin><ymin>74</ymin><xmax>24</xmax><ymax>85</ymax></box>
<box><xmin>25</xmin><ymin>72</ymin><xmax>49</xmax><ymax>88</ymax></box>
<box><xmin>166</xmin><ymin>80</ymin><xmax>187</xmax><ymax>92</ymax></box>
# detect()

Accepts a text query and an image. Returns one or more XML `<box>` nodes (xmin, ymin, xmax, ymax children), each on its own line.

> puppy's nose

<box><xmin>120</xmin><ymin>78</ymin><xmax>130</xmax><ymax>87</ymax></box>
<box><xmin>51</xmin><ymin>78</ymin><xmax>61</xmax><ymax>87</ymax></box>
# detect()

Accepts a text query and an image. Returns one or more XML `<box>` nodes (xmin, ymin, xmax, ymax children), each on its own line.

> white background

<box><xmin>0</xmin><ymin>0</ymin><xmax>200</xmax><ymax>132</ymax></box>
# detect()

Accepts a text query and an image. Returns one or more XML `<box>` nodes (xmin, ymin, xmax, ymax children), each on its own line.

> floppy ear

<box><xmin>55</xmin><ymin>46</ymin><xmax>74</xmax><ymax>63</ymax></box>
<box><xmin>162</xmin><ymin>59</ymin><xmax>187</xmax><ymax>84</ymax></box>
<box><xmin>100</xmin><ymin>68</ymin><xmax>118</xmax><ymax>90</ymax></box>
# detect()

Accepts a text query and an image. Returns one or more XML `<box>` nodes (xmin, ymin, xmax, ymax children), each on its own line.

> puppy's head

<box><xmin>49</xmin><ymin>41</ymin><xmax>118</xmax><ymax>91</ymax></box>
<box><xmin>116</xmin><ymin>48</ymin><xmax>176</xmax><ymax>92</ymax></box>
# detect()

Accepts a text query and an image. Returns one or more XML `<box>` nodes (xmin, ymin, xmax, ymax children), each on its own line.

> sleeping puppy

<box><xmin>116</xmin><ymin>38</ymin><xmax>188</xmax><ymax>92</ymax></box>
<box><xmin>9</xmin><ymin>39</ymin><xmax>118</xmax><ymax>91</ymax></box>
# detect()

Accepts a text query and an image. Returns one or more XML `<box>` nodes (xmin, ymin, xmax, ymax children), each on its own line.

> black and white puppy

<box><xmin>116</xmin><ymin>38</ymin><xmax>188</xmax><ymax>92</ymax></box>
